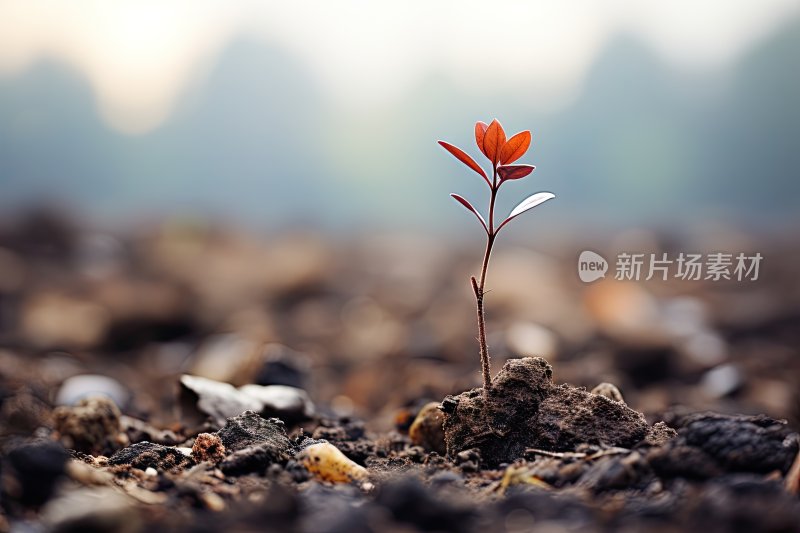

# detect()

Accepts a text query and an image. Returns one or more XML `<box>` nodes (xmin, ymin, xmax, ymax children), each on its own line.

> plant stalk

<box><xmin>472</xmin><ymin>166</ymin><xmax>499</xmax><ymax>391</ymax></box>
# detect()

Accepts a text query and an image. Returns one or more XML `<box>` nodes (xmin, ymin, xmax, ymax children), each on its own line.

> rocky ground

<box><xmin>1</xmin><ymin>211</ymin><xmax>800</xmax><ymax>532</ymax></box>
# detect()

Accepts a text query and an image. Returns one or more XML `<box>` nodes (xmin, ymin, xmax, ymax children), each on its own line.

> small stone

<box><xmin>216</xmin><ymin>411</ymin><xmax>292</xmax><ymax>458</ymax></box>
<box><xmin>220</xmin><ymin>442</ymin><xmax>288</xmax><ymax>476</ymax></box>
<box><xmin>53</xmin><ymin>396</ymin><xmax>122</xmax><ymax>455</ymax></box>
<box><xmin>408</xmin><ymin>402</ymin><xmax>446</xmax><ymax>455</ymax></box>
<box><xmin>191</xmin><ymin>433</ymin><xmax>226</xmax><ymax>464</ymax></box>
<box><xmin>2</xmin><ymin>440</ymin><xmax>69</xmax><ymax>507</ymax></box>
<box><xmin>255</xmin><ymin>343</ymin><xmax>311</xmax><ymax>389</ymax></box>
<box><xmin>297</xmin><ymin>442</ymin><xmax>368</xmax><ymax>483</ymax></box>
<box><xmin>179</xmin><ymin>375</ymin><xmax>261</xmax><ymax>428</ymax></box>
<box><xmin>591</xmin><ymin>382</ymin><xmax>625</xmax><ymax>403</ymax></box>
<box><xmin>55</xmin><ymin>374</ymin><xmax>129</xmax><ymax>408</ymax></box>
<box><xmin>108</xmin><ymin>442</ymin><xmax>194</xmax><ymax>473</ymax></box>
<box><xmin>180</xmin><ymin>375</ymin><xmax>314</xmax><ymax>429</ymax></box>
<box><xmin>238</xmin><ymin>384</ymin><xmax>315</xmax><ymax>424</ymax></box>
<box><xmin>700</xmin><ymin>364</ymin><xmax>743</xmax><ymax>398</ymax></box>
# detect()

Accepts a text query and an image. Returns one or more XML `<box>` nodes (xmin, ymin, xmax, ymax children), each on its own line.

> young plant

<box><xmin>438</xmin><ymin>119</ymin><xmax>555</xmax><ymax>392</ymax></box>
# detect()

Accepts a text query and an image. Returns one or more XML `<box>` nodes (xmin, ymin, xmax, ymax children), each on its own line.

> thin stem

<box><xmin>473</xmin><ymin>166</ymin><xmax>499</xmax><ymax>392</ymax></box>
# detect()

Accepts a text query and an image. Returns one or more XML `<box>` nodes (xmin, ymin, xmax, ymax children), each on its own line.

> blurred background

<box><xmin>1</xmin><ymin>0</ymin><xmax>799</xmax><ymax>231</ymax></box>
<box><xmin>1</xmin><ymin>1</ymin><xmax>799</xmax><ymax>431</ymax></box>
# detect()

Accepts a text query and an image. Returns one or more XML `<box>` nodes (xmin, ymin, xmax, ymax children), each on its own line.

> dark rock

<box><xmin>108</xmin><ymin>441</ymin><xmax>194</xmax><ymax>472</ymax></box>
<box><xmin>255</xmin><ymin>343</ymin><xmax>311</xmax><ymax>389</ymax></box>
<box><xmin>2</xmin><ymin>440</ymin><xmax>69</xmax><ymax>507</ymax></box>
<box><xmin>120</xmin><ymin>415</ymin><xmax>182</xmax><ymax>446</ymax></box>
<box><xmin>220</xmin><ymin>442</ymin><xmax>289</xmax><ymax>476</ymax></box>
<box><xmin>216</xmin><ymin>411</ymin><xmax>292</xmax><ymax>459</ymax></box>
<box><xmin>648</xmin><ymin>412</ymin><xmax>799</xmax><ymax>479</ymax></box>
<box><xmin>441</xmin><ymin>357</ymin><xmax>655</xmax><ymax>466</ymax></box>
<box><xmin>613</xmin><ymin>345</ymin><xmax>676</xmax><ymax>387</ymax></box>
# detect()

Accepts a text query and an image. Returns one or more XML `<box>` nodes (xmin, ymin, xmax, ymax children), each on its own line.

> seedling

<box><xmin>439</xmin><ymin>119</ymin><xmax>555</xmax><ymax>391</ymax></box>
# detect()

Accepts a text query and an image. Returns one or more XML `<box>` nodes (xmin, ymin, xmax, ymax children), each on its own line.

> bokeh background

<box><xmin>1</xmin><ymin>1</ymin><xmax>799</xmax><ymax>430</ymax></box>
<box><xmin>1</xmin><ymin>1</ymin><xmax>799</xmax><ymax>232</ymax></box>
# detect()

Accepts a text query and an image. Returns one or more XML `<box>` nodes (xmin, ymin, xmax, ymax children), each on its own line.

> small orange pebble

<box><xmin>192</xmin><ymin>432</ymin><xmax>226</xmax><ymax>464</ymax></box>
<box><xmin>297</xmin><ymin>442</ymin><xmax>367</xmax><ymax>483</ymax></box>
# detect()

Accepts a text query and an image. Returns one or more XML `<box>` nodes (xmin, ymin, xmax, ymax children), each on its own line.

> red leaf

<box><xmin>438</xmin><ymin>141</ymin><xmax>490</xmax><ymax>186</ymax></box>
<box><xmin>497</xmin><ymin>164</ymin><xmax>535</xmax><ymax>182</ymax></box>
<box><xmin>475</xmin><ymin>121</ymin><xmax>489</xmax><ymax>158</ymax></box>
<box><xmin>482</xmin><ymin>119</ymin><xmax>506</xmax><ymax>166</ymax></box>
<box><xmin>499</xmin><ymin>131</ymin><xmax>531</xmax><ymax>165</ymax></box>
<box><xmin>450</xmin><ymin>193</ymin><xmax>488</xmax><ymax>234</ymax></box>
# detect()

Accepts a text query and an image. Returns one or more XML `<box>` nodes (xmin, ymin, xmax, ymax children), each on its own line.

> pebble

<box><xmin>408</xmin><ymin>402</ymin><xmax>446</xmax><ymax>455</ymax></box>
<box><xmin>255</xmin><ymin>343</ymin><xmax>311</xmax><ymax>389</ymax></box>
<box><xmin>591</xmin><ymin>382</ymin><xmax>625</xmax><ymax>404</ymax></box>
<box><xmin>239</xmin><ymin>384</ymin><xmax>315</xmax><ymax>423</ymax></box>
<box><xmin>55</xmin><ymin>374</ymin><xmax>129</xmax><ymax>408</ymax></box>
<box><xmin>700</xmin><ymin>364</ymin><xmax>743</xmax><ymax>398</ymax></box>
<box><xmin>108</xmin><ymin>442</ymin><xmax>194</xmax><ymax>473</ymax></box>
<box><xmin>191</xmin><ymin>433</ymin><xmax>226</xmax><ymax>464</ymax></box>
<box><xmin>297</xmin><ymin>442</ymin><xmax>368</xmax><ymax>483</ymax></box>
<box><xmin>217</xmin><ymin>411</ymin><xmax>292</xmax><ymax>456</ymax></box>
<box><xmin>179</xmin><ymin>374</ymin><xmax>261</xmax><ymax>428</ymax></box>
<box><xmin>180</xmin><ymin>375</ymin><xmax>314</xmax><ymax>428</ymax></box>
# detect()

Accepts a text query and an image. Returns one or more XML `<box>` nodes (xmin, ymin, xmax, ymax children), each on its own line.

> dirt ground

<box><xmin>1</xmin><ymin>212</ymin><xmax>800</xmax><ymax>532</ymax></box>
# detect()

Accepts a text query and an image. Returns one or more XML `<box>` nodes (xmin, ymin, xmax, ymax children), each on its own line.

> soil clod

<box><xmin>442</xmin><ymin>357</ymin><xmax>661</xmax><ymax>466</ymax></box>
